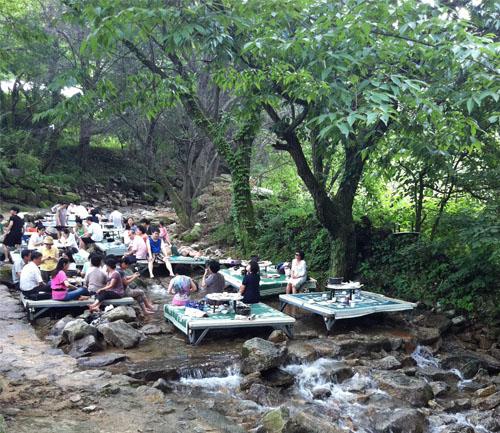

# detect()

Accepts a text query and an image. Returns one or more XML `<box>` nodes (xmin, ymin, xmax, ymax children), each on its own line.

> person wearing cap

<box><xmin>2</xmin><ymin>206</ymin><xmax>24</xmax><ymax>264</ymax></box>
<box><xmin>39</xmin><ymin>236</ymin><xmax>60</xmax><ymax>282</ymax></box>
<box><xmin>79</xmin><ymin>216</ymin><xmax>104</xmax><ymax>250</ymax></box>
<box><xmin>28</xmin><ymin>225</ymin><xmax>46</xmax><ymax>249</ymax></box>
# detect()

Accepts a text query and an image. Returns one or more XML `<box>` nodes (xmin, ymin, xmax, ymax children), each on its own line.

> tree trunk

<box><xmin>414</xmin><ymin>172</ymin><xmax>425</xmax><ymax>233</ymax></box>
<box><xmin>78</xmin><ymin>118</ymin><xmax>92</xmax><ymax>169</ymax></box>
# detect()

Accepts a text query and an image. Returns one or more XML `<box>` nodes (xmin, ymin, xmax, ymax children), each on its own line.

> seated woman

<box><xmin>83</xmin><ymin>254</ymin><xmax>107</xmax><ymax>293</ymax></box>
<box><xmin>201</xmin><ymin>260</ymin><xmax>225</xmax><ymax>294</ymax></box>
<box><xmin>286</xmin><ymin>250</ymin><xmax>307</xmax><ymax>294</ymax></box>
<box><xmin>88</xmin><ymin>258</ymin><xmax>124</xmax><ymax>312</ymax></box>
<box><xmin>239</xmin><ymin>261</ymin><xmax>260</xmax><ymax>304</ymax></box>
<box><xmin>168</xmin><ymin>268</ymin><xmax>197</xmax><ymax>306</ymax></box>
<box><xmin>51</xmin><ymin>258</ymin><xmax>90</xmax><ymax>301</ymax></box>
<box><xmin>59</xmin><ymin>228</ymin><xmax>79</xmax><ymax>262</ymax></box>
<box><xmin>146</xmin><ymin>228</ymin><xmax>174</xmax><ymax>278</ymax></box>
<box><xmin>27</xmin><ymin>225</ymin><xmax>46</xmax><ymax>249</ymax></box>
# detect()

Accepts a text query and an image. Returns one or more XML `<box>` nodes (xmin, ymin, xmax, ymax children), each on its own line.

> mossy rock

<box><xmin>37</xmin><ymin>187</ymin><xmax>50</xmax><ymax>200</ymax></box>
<box><xmin>150</xmin><ymin>182</ymin><xmax>165</xmax><ymax>202</ymax></box>
<box><xmin>25</xmin><ymin>190</ymin><xmax>39</xmax><ymax>206</ymax></box>
<box><xmin>62</xmin><ymin>192</ymin><xmax>81</xmax><ymax>203</ymax></box>
<box><xmin>141</xmin><ymin>192</ymin><xmax>155</xmax><ymax>203</ymax></box>
<box><xmin>262</xmin><ymin>407</ymin><xmax>289</xmax><ymax>433</ymax></box>
<box><xmin>38</xmin><ymin>200</ymin><xmax>51</xmax><ymax>209</ymax></box>
<box><xmin>0</xmin><ymin>187</ymin><xmax>25</xmax><ymax>202</ymax></box>
<box><xmin>182</xmin><ymin>223</ymin><xmax>202</xmax><ymax>242</ymax></box>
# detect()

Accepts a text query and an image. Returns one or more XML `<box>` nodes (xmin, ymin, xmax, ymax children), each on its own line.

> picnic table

<box><xmin>220</xmin><ymin>267</ymin><xmax>317</xmax><ymax>297</ymax></box>
<box><xmin>94</xmin><ymin>241</ymin><xmax>128</xmax><ymax>257</ymax></box>
<box><xmin>164</xmin><ymin>302</ymin><xmax>295</xmax><ymax>345</ymax></box>
<box><xmin>20</xmin><ymin>293</ymin><xmax>135</xmax><ymax>321</ymax></box>
<box><xmin>279</xmin><ymin>291</ymin><xmax>416</xmax><ymax>332</ymax></box>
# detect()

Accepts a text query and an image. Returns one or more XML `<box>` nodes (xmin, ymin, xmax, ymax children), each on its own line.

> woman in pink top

<box><xmin>51</xmin><ymin>258</ymin><xmax>90</xmax><ymax>301</ymax></box>
<box><xmin>158</xmin><ymin>221</ymin><xmax>171</xmax><ymax>245</ymax></box>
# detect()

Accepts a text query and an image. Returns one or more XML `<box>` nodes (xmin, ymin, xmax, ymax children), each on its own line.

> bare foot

<box><xmin>78</xmin><ymin>296</ymin><xmax>90</xmax><ymax>301</ymax></box>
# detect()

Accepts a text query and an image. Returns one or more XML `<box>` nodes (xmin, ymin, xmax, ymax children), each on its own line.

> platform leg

<box><xmin>279</xmin><ymin>301</ymin><xmax>287</xmax><ymax>312</ymax></box>
<box><xmin>324</xmin><ymin>316</ymin><xmax>336</xmax><ymax>332</ymax></box>
<box><xmin>281</xmin><ymin>324</ymin><xmax>294</xmax><ymax>339</ymax></box>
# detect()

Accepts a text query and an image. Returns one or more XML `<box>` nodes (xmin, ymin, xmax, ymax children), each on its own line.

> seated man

<box><xmin>19</xmin><ymin>251</ymin><xmax>52</xmax><ymax>300</ymax></box>
<box><xmin>146</xmin><ymin>228</ymin><xmax>174</xmax><ymax>278</ymax></box>
<box><xmin>124</xmin><ymin>229</ymin><xmax>148</xmax><ymax>262</ymax></box>
<box><xmin>27</xmin><ymin>225</ymin><xmax>46</xmax><ymax>249</ymax></box>
<box><xmin>201</xmin><ymin>260</ymin><xmax>225</xmax><ymax>294</ymax></box>
<box><xmin>12</xmin><ymin>249</ymin><xmax>31</xmax><ymax>290</ymax></box>
<box><xmin>79</xmin><ymin>216</ymin><xmax>104</xmax><ymax>250</ymax></box>
<box><xmin>118</xmin><ymin>257</ymin><xmax>156</xmax><ymax>314</ymax></box>
<box><xmin>83</xmin><ymin>254</ymin><xmax>107</xmax><ymax>294</ymax></box>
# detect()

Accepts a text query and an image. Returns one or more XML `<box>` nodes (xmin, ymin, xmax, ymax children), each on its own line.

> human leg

<box><xmin>163</xmin><ymin>257</ymin><xmax>174</xmax><ymax>275</ymax></box>
<box><xmin>148</xmin><ymin>257</ymin><xmax>155</xmax><ymax>278</ymax></box>
<box><xmin>63</xmin><ymin>287</ymin><xmax>90</xmax><ymax>301</ymax></box>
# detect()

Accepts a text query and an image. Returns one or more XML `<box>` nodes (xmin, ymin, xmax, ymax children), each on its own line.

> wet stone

<box><xmin>77</xmin><ymin>353</ymin><xmax>127</xmax><ymax>368</ymax></box>
<box><xmin>373</xmin><ymin>408</ymin><xmax>428</xmax><ymax>433</ymax></box>
<box><xmin>241</xmin><ymin>338</ymin><xmax>287</xmax><ymax>375</ymax></box>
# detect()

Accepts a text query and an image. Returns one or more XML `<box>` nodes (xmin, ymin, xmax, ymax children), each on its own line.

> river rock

<box><xmin>311</xmin><ymin>385</ymin><xmax>331</xmax><ymax>400</ymax></box>
<box><xmin>97</xmin><ymin>320</ymin><xmax>141</xmax><ymax>349</ymax></box>
<box><xmin>328</xmin><ymin>364</ymin><xmax>354</xmax><ymax>383</ymax></box>
<box><xmin>467</xmin><ymin>410</ymin><xmax>500</xmax><ymax>432</ymax></box>
<box><xmin>373</xmin><ymin>371</ymin><xmax>434</xmax><ymax>406</ymax></box>
<box><xmin>246</xmin><ymin>383</ymin><xmax>282</xmax><ymax>406</ymax></box>
<box><xmin>286</xmin><ymin>341</ymin><xmax>317</xmax><ymax>363</ymax></box>
<box><xmin>374</xmin><ymin>355</ymin><xmax>402</xmax><ymax>370</ymax></box>
<box><xmin>441</xmin><ymin>350</ymin><xmax>500</xmax><ymax>377</ymax></box>
<box><xmin>241</xmin><ymin>338</ymin><xmax>287</xmax><ymax>374</ymax></box>
<box><xmin>443</xmin><ymin>398</ymin><xmax>471</xmax><ymax>412</ymax></box>
<box><xmin>240</xmin><ymin>372</ymin><xmax>262</xmax><ymax>391</ymax></box>
<box><xmin>67</xmin><ymin>335</ymin><xmax>101</xmax><ymax>358</ymax></box>
<box><xmin>415</xmin><ymin>327</ymin><xmax>441</xmax><ymax>345</ymax></box>
<box><xmin>77</xmin><ymin>353</ymin><xmax>127</xmax><ymax>368</ymax></box>
<box><xmin>101</xmin><ymin>306</ymin><xmax>136</xmax><ymax>323</ymax></box>
<box><xmin>261</xmin><ymin>407</ymin><xmax>289</xmax><ymax>433</ymax></box>
<box><xmin>336</xmin><ymin>334</ymin><xmax>401</xmax><ymax>356</ymax></box>
<box><xmin>62</xmin><ymin>319</ymin><xmax>98</xmax><ymax>343</ymax></box>
<box><xmin>141</xmin><ymin>324</ymin><xmax>166</xmax><ymax>335</ymax></box>
<box><xmin>373</xmin><ymin>408</ymin><xmax>427</xmax><ymax>433</ymax></box>
<box><xmin>49</xmin><ymin>315</ymin><xmax>74</xmax><ymax>338</ymax></box>
<box><xmin>474</xmin><ymin>384</ymin><xmax>497</xmax><ymax>398</ymax></box>
<box><xmin>451</xmin><ymin>315</ymin><xmax>467</xmax><ymax>327</ymax></box>
<box><xmin>268</xmin><ymin>330</ymin><xmax>288</xmax><ymax>344</ymax></box>
<box><xmin>416</xmin><ymin>366</ymin><xmax>460</xmax><ymax>383</ymax></box>
<box><xmin>430</xmin><ymin>381</ymin><xmax>449</xmax><ymax>397</ymax></box>
<box><xmin>126</xmin><ymin>359</ymin><xmax>180</xmax><ymax>381</ymax></box>
<box><xmin>285</xmin><ymin>410</ymin><xmax>343</xmax><ymax>433</ymax></box>
<box><xmin>152</xmin><ymin>378</ymin><xmax>172</xmax><ymax>394</ymax></box>
<box><xmin>135</xmin><ymin>385</ymin><xmax>165</xmax><ymax>404</ymax></box>
<box><xmin>261</xmin><ymin>368</ymin><xmax>295</xmax><ymax>388</ymax></box>
<box><xmin>439</xmin><ymin>425</ymin><xmax>474</xmax><ymax>433</ymax></box>
<box><xmin>471</xmin><ymin>391</ymin><xmax>500</xmax><ymax>411</ymax></box>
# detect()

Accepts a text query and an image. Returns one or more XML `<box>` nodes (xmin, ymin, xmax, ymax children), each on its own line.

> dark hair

<box><xmin>0</xmin><ymin>215</ymin><xmax>3</xmax><ymax>220</ymax></box>
<box><xmin>75</xmin><ymin>217</ymin><xmax>82</xmax><ymax>224</ymax></box>
<box><xmin>105</xmin><ymin>258</ymin><xmax>117</xmax><ymax>269</ymax></box>
<box><xmin>175</xmin><ymin>265</ymin><xmax>190</xmax><ymax>276</ymax></box>
<box><xmin>249</xmin><ymin>261</ymin><xmax>260</xmax><ymax>274</ymax></box>
<box><xmin>10</xmin><ymin>206</ymin><xmax>20</xmax><ymax>213</ymax></box>
<box><xmin>85</xmin><ymin>216</ymin><xmax>93</xmax><ymax>221</ymax></box>
<box><xmin>207</xmin><ymin>260</ymin><xmax>220</xmax><ymax>274</ymax></box>
<box><xmin>152</xmin><ymin>228</ymin><xmax>160</xmax><ymax>234</ymax></box>
<box><xmin>31</xmin><ymin>251</ymin><xmax>42</xmax><ymax>260</ymax></box>
<box><xmin>91</xmin><ymin>255</ymin><xmax>102</xmax><ymax>267</ymax></box>
<box><xmin>136</xmin><ymin>225</ymin><xmax>145</xmax><ymax>234</ymax></box>
<box><xmin>140</xmin><ymin>218</ymin><xmax>150</xmax><ymax>224</ymax></box>
<box><xmin>62</xmin><ymin>228</ymin><xmax>70</xmax><ymax>235</ymax></box>
<box><xmin>295</xmin><ymin>250</ymin><xmax>305</xmax><ymax>260</ymax></box>
<box><xmin>159</xmin><ymin>221</ymin><xmax>165</xmax><ymax>227</ymax></box>
<box><xmin>56</xmin><ymin>257</ymin><xmax>69</xmax><ymax>272</ymax></box>
<box><xmin>21</xmin><ymin>249</ymin><xmax>31</xmax><ymax>259</ymax></box>
<box><xmin>36</xmin><ymin>225</ymin><xmax>45</xmax><ymax>231</ymax></box>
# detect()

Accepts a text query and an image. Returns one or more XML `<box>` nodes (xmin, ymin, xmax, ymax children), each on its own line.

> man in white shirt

<box><xmin>12</xmin><ymin>249</ymin><xmax>31</xmax><ymax>289</ymax></box>
<box><xmin>19</xmin><ymin>252</ymin><xmax>52</xmax><ymax>300</ymax></box>
<box><xmin>124</xmin><ymin>230</ymin><xmax>148</xmax><ymax>260</ymax></box>
<box><xmin>28</xmin><ymin>226</ymin><xmax>46</xmax><ymax>249</ymax></box>
<box><xmin>79</xmin><ymin>217</ymin><xmax>104</xmax><ymax>250</ymax></box>
<box><xmin>74</xmin><ymin>205</ymin><xmax>89</xmax><ymax>219</ymax></box>
<box><xmin>109</xmin><ymin>209</ymin><xmax>123</xmax><ymax>229</ymax></box>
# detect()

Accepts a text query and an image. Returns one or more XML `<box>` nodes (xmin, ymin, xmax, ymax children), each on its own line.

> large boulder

<box><xmin>67</xmin><ymin>335</ymin><xmax>101</xmax><ymax>358</ymax></box>
<box><xmin>62</xmin><ymin>319</ymin><xmax>97</xmax><ymax>344</ymax></box>
<box><xmin>373</xmin><ymin>371</ymin><xmax>434</xmax><ymax>407</ymax></box>
<box><xmin>102</xmin><ymin>306</ymin><xmax>136</xmax><ymax>323</ymax></box>
<box><xmin>441</xmin><ymin>350</ymin><xmax>500</xmax><ymax>378</ymax></box>
<box><xmin>245</xmin><ymin>383</ymin><xmax>282</xmax><ymax>406</ymax></box>
<box><xmin>97</xmin><ymin>320</ymin><xmax>141</xmax><ymax>349</ymax></box>
<box><xmin>261</xmin><ymin>407</ymin><xmax>289</xmax><ymax>433</ymax></box>
<box><xmin>286</xmin><ymin>341</ymin><xmax>318</xmax><ymax>364</ymax></box>
<box><xmin>372</xmin><ymin>409</ymin><xmax>428</xmax><ymax>433</ymax></box>
<box><xmin>77</xmin><ymin>353</ymin><xmax>128</xmax><ymax>368</ymax></box>
<box><xmin>49</xmin><ymin>315</ymin><xmax>75</xmax><ymax>339</ymax></box>
<box><xmin>285</xmin><ymin>411</ymin><xmax>343</xmax><ymax>433</ymax></box>
<box><xmin>335</xmin><ymin>334</ymin><xmax>401</xmax><ymax>356</ymax></box>
<box><xmin>415</xmin><ymin>327</ymin><xmax>442</xmax><ymax>345</ymax></box>
<box><xmin>241</xmin><ymin>338</ymin><xmax>287</xmax><ymax>374</ymax></box>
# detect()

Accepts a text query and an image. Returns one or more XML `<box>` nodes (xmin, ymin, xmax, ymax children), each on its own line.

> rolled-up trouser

<box><xmin>22</xmin><ymin>285</ymin><xmax>52</xmax><ymax>300</ymax></box>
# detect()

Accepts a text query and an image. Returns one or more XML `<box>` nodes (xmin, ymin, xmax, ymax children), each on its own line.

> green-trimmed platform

<box><xmin>279</xmin><ymin>291</ymin><xmax>416</xmax><ymax>331</ymax></box>
<box><xmin>164</xmin><ymin>302</ymin><xmax>295</xmax><ymax>345</ymax></box>
<box><xmin>220</xmin><ymin>268</ymin><xmax>317</xmax><ymax>297</ymax></box>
